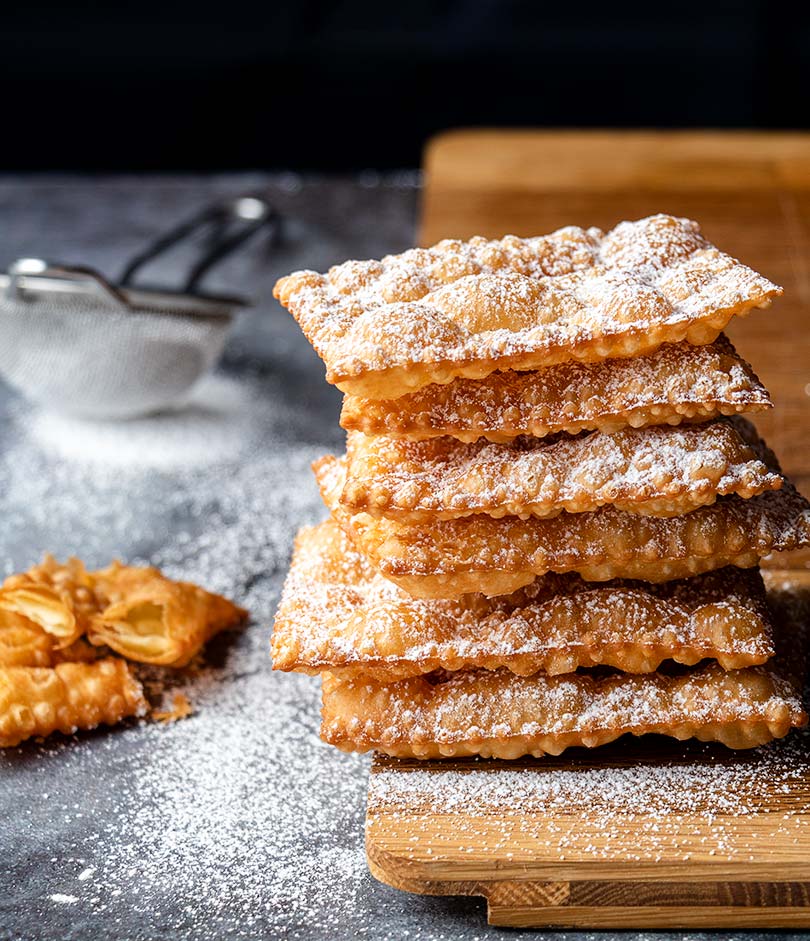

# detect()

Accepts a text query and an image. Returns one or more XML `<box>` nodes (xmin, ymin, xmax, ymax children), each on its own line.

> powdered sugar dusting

<box><xmin>368</xmin><ymin>730</ymin><xmax>810</xmax><ymax>863</ymax></box>
<box><xmin>0</xmin><ymin>364</ymin><xmax>387</xmax><ymax>937</ymax></box>
<box><xmin>276</xmin><ymin>214</ymin><xmax>782</xmax><ymax>396</ymax></box>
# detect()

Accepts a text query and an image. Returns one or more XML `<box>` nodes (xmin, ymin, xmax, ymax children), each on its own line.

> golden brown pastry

<box><xmin>89</xmin><ymin>562</ymin><xmax>247</xmax><ymax>667</ymax></box>
<box><xmin>272</xmin><ymin>521</ymin><xmax>775</xmax><ymax>680</ymax></box>
<box><xmin>340</xmin><ymin>335</ymin><xmax>771</xmax><ymax>442</ymax></box>
<box><xmin>0</xmin><ymin>658</ymin><xmax>147</xmax><ymax>747</ymax></box>
<box><xmin>0</xmin><ymin>556</ymin><xmax>99</xmax><ymax>648</ymax></box>
<box><xmin>340</xmin><ymin>417</ymin><xmax>781</xmax><ymax>522</ymax></box>
<box><xmin>0</xmin><ymin>611</ymin><xmax>54</xmax><ymax>667</ymax></box>
<box><xmin>316</xmin><ymin>453</ymin><xmax>810</xmax><ymax>599</ymax></box>
<box><xmin>0</xmin><ymin>557</ymin><xmax>246</xmax><ymax>668</ymax></box>
<box><xmin>274</xmin><ymin>215</ymin><xmax>780</xmax><ymax>399</ymax></box>
<box><xmin>321</xmin><ymin>661</ymin><xmax>806</xmax><ymax>759</ymax></box>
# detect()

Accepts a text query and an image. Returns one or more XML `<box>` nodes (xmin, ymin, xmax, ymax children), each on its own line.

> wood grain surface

<box><xmin>366</xmin><ymin>131</ymin><xmax>810</xmax><ymax>928</ymax></box>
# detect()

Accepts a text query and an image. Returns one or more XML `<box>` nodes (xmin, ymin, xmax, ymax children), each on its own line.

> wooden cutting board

<box><xmin>365</xmin><ymin>130</ymin><xmax>810</xmax><ymax>928</ymax></box>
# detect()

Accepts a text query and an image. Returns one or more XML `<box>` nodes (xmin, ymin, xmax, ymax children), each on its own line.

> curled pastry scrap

<box><xmin>0</xmin><ymin>556</ymin><xmax>247</xmax><ymax>746</ymax></box>
<box><xmin>0</xmin><ymin>555</ymin><xmax>97</xmax><ymax>648</ymax></box>
<box><xmin>0</xmin><ymin>611</ymin><xmax>54</xmax><ymax>668</ymax></box>
<box><xmin>89</xmin><ymin>565</ymin><xmax>247</xmax><ymax>667</ymax></box>
<box><xmin>0</xmin><ymin>658</ymin><xmax>147</xmax><ymax>748</ymax></box>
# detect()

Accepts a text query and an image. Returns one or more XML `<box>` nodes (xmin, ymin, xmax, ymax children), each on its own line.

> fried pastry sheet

<box><xmin>340</xmin><ymin>335</ymin><xmax>771</xmax><ymax>442</ymax></box>
<box><xmin>0</xmin><ymin>557</ymin><xmax>246</xmax><ymax>667</ymax></box>
<box><xmin>0</xmin><ymin>611</ymin><xmax>54</xmax><ymax>667</ymax></box>
<box><xmin>0</xmin><ymin>658</ymin><xmax>147</xmax><ymax>747</ymax></box>
<box><xmin>275</xmin><ymin>214</ymin><xmax>781</xmax><ymax>399</ymax></box>
<box><xmin>320</xmin><ymin>657</ymin><xmax>807</xmax><ymax>759</ymax></box>
<box><xmin>315</xmin><ymin>453</ymin><xmax>810</xmax><ymax>598</ymax></box>
<box><xmin>341</xmin><ymin>417</ymin><xmax>781</xmax><ymax>522</ymax></box>
<box><xmin>0</xmin><ymin>555</ymin><xmax>98</xmax><ymax>648</ymax></box>
<box><xmin>272</xmin><ymin>521</ymin><xmax>774</xmax><ymax>681</ymax></box>
<box><xmin>89</xmin><ymin>562</ymin><xmax>247</xmax><ymax>667</ymax></box>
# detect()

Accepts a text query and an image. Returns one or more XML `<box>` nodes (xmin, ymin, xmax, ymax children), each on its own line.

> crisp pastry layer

<box><xmin>0</xmin><ymin>557</ymin><xmax>246</xmax><ymax>668</ymax></box>
<box><xmin>0</xmin><ymin>658</ymin><xmax>147</xmax><ymax>748</ymax></box>
<box><xmin>275</xmin><ymin>214</ymin><xmax>781</xmax><ymax>399</ymax></box>
<box><xmin>341</xmin><ymin>335</ymin><xmax>771</xmax><ymax>442</ymax></box>
<box><xmin>88</xmin><ymin>562</ymin><xmax>247</xmax><ymax>667</ymax></box>
<box><xmin>272</xmin><ymin>521</ymin><xmax>775</xmax><ymax>681</ymax></box>
<box><xmin>0</xmin><ymin>556</ymin><xmax>99</xmax><ymax>649</ymax></box>
<box><xmin>341</xmin><ymin>417</ymin><xmax>781</xmax><ymax>522</ymax></box>
<box><xmin>316</xmin><ymin>453</ymin><xmax>810</xmax><ymax>599</ymax></box>
<box><xmin>320</xmin><ymin>659</ymin><xmax>806</xmax><ymax>759</ymax></box>
<box><xmin>0</xmin><ymin>611</ymin><xmax>55</xmax><ymax>667</ymax></box>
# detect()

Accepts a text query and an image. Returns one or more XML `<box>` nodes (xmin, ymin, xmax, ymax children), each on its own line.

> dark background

<box><xmin>4</xmin><ymin>0</ymin><xmax>809</xmax><ymax>172</ymax></box>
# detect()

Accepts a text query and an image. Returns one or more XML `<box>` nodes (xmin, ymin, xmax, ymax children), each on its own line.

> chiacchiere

<box><xmin>0</xmin><ymin>556</ymin><xmax>246</xmax><ymax>746</ymax></box>
<box><xmin>316</xmin><ymin>451</ymin><xmax>810</xmax><ymax>600</ymax></box>
<box><xmin>319</xmin><ymin>656</ymin><xmax>807</xmax><ymax>760</ymax></box>
<box><xmin>273</xmin><ymin>521</ymin><xmax>775</xmax><ymax>682</ymax></box>
<box><xmin>0</xmin><ymin>659</ymin><xmax>147</xmax><ymax>748</ymax></box>
<box><xmin>340</xmin><ymin>335</ymin><xmax>771</xmax><ymax>443</ymax></box>
<box><xmin>339</xmin><ymin>417</ymin><xmax>780</xmax><ymax>522</ymax></box>
<box><xmin>273</xmin><ymin>210</ymin><xmax>810</xmax><ymax>767</ymax></box>
<box><xmin>274</xmin><ymin>215</ymin><xmax>781</xmax><ymax>399</ymax></box>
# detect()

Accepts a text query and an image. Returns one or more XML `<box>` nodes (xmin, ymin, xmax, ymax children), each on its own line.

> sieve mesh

<box><xmin>0</xmin><ymin>293</ymin><xmax>231</xmax><ymax>418</ymax></box>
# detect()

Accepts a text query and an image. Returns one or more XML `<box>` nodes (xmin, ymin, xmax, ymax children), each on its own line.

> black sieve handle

<box><xmin>118</xmin><ymin>196</ymin><xmax>280</xmax><ymax>295</ymax></box>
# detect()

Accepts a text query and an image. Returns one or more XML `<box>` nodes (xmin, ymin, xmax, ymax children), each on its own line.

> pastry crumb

<box><xmin>153</xmin><ymin>693</ymin><xmax>194</xmax><ymax>724</ymax></box>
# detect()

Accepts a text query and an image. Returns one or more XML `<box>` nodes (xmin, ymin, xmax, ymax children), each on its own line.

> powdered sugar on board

<box><xmin>369</xmin><ymin>728</ymin><xmax>810</xmax><ymax>864</ymax></box>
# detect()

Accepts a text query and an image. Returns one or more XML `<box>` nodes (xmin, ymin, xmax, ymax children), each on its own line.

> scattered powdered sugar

<box><xmin>368</xmin><ymin>730</ymin><xmax>810</xmax><ymax>864</ymax></box>
<box><xmin>27</xmin><ymin>374</ymin><xmax>259</xmax><ymax>471</ymax></box>
<box><xmin>371</xmin><ymin>736</ymin><xmax>810</xmax><ymax>819</ymax></box>
<box><xmin>0</xmin><ymin>364</ymin><xmax>394</xmax><ymax>939</ymax></box>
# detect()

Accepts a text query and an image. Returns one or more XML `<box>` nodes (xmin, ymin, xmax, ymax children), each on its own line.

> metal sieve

<box><xmin>0</xmin><ymin>196</ymin><xmax>278</xmax><ymax>419</ymax></box>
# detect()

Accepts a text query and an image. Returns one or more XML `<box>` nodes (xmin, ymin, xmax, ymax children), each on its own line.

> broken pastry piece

<box><xmin>273</xmin><ymin>521</ymin><xmax>775</xmax><ymax>681</ymax></box>
<box><xmin>0</xmin><ymin>555</ymin><xmax>98</xmax><ymax>649</ymax></box>
<box><xmin>316</xmin><ymin>454</ymin><xmax>810</xmax><ymax>599</ymax></box>
<box><xmin>275</xmin><ymin>214</ymin><xmax>781</xmax><ymax>399</ymax></box>
<box><xmin>0</xmin><ymin>556</ymin><xmax>247</xmax><ymax>746</ymax></box>
<box><xmin>341</xmin><ymin>417</ymin><xmax>781</xmax><ymax>522</ymax></box>
<box><xmin>321</xmin><ymin>663</ymin><xmax>807</xmax><ymax>759</ymax></box>
<box><xmin>341</xmin><ymin>335</ymin><xmax>771</xmax><ymax>443</ymax></box>
<box><xmin>0</xmin><ymin>611</ymin><xmax>54</xmax><ymax>668</ymax></box>
<box><xmin>0</xmin><ymin>557</ymin><xmax>246</xmax><ymax>669</ymax></box>
<box><xmin>0</xmin><ymin>658</ymin><xmax>147</xmax><ymax>748</ymax></box>
<box><xmin>89</xmin><ymin>562</ymin><xmax>247</xmax><ymax>667</ymax></box>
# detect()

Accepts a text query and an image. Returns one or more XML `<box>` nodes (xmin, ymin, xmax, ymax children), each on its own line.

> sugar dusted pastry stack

<box><xmin>272</xmin><ymin>214</ymin><xmax>810</xmax><ymax>760</ymax></box>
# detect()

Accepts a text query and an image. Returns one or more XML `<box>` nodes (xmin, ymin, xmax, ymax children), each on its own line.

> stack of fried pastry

<box><xmin>0</xmin><ymin>556</ymin><xmax>246</xmax><ymax>746</ymax></box>
<box><xmin>272</xmin><ymin>213</ymin><xmax>810</xmax><ymax>759</ymax></box>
